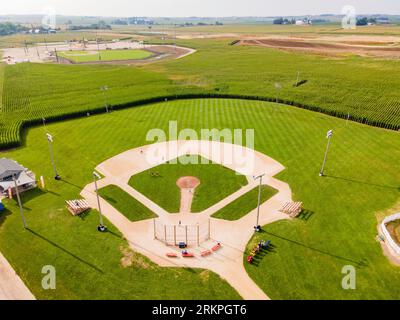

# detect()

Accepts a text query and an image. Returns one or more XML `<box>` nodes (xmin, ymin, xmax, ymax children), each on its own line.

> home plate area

<box><xmin>81</xmin><ymin>140</ymin><xmax>295</xmax><ymax>300</ymax></box>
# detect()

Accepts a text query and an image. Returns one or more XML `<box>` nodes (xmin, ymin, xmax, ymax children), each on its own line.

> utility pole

<box><xmin>46</xmin><ymin>133</ymin><xmax>61</xmax><ymax>180</ymax></box>
<box><xmin>54</xmin><ymin>48</ymin><xmax>59</xmax><ymax>63</ymax></box>
<box><xmin>96</xmin><ymin>33</ymin><xmax>101</xmax><ymax>61</ymax></box>
<box><xmin>295</xmin><ymin>71</ymin><xmax>300</xmax><ymax>87</ymax></box>
<box><xmin>93</xmin><ymin>171</ymin><xmax>107</xmax><ymax>232</ymax></box>
<box><xmin>13</xmin><ymin>174</ymin><xmax>27</xmax><ymax>229</ymax></box>
<box><xmin>253</xmin><ymin>173</ymin><xmax>266</xmax><ymax>232</ymax></box>
<box><xmin>320</xmin><ymin>130</ymin><xmax>334</xmax><ymax>177</ymax></box>
<box><xmin>274</xmin><ymin>82</ymin><xmax>282</xmax><ymax>103</ymax></box>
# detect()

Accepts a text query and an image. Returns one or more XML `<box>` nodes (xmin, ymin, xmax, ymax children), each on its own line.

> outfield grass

<box><xmin>58</xmin><ymin>49</ymin><xmax>153</xmax><ymax>63</ymax></box>
<box><xmin>212</xmin><ymin>185</ymin><xmax>278</xmax><ymax>221</ymax></box>
<box><xmin>98</xmin><ymin>185</ymin><xmax>157</xmax><ymax>222</ymax></box>
<box><xmin>2</xmin><ymin>37</ymin><xmax>400</xmax><ymax>147</ymax></box>
<box><xmin>0</xmin><ymin>99</ymin><xmax>399</xmax><ymax>299</ymax></box>
<box><xmin>129</xmin><ymin>156</ymin><xmax>247</xmax><ymax>213</ymax></box>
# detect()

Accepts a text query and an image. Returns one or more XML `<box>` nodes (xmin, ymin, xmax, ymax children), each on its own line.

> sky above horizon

<box><xmin>2</xmin><ymin>0</ymin><xmax>400</xmax><ymax>17</ymax></box>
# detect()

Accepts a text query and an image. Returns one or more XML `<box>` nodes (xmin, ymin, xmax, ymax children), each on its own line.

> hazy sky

<box><xmin>2</xmin><ymin>0</ymin><xmax>400</xmax><ymax>17</ymax></box>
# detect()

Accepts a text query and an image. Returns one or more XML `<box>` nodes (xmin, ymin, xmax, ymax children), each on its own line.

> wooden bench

<box><xmin>201</xmin><ymin>250</ymin><xmax>212</xmax><ymax>257</ymax></box>
<box><xmin>182</xmin><ymin>252</ymin><xmax>195</xmax><ymax>258</ymax></box>
<box><xmin>66</xmin><ymin>199</ymin><xmax>90</xmax><ymax>216</ymax></box>
<box><xmin>212</xmin><ymin>243</ymin><xmax>222</xmax><ymax>252</ymax></box>
<box><xmin>279</xmin><ymin>202</ymin><xmax>303</xmax><ymax>218</ymax></box>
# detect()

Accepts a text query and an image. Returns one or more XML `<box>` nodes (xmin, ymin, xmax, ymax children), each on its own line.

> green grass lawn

<box><xmin>212</xmin><ymin>185</ymin><xmax>278</xmax><ymax>221</ymax></box>
<box><xmin>129</xmin><ymin>156</ymin><xmax>247</xmax><ymax>213</ymax></box>
<box><xmin>0</xmin><ymin>98</ymin><xmax>399</xmax><ymax>299</ymax></box>
<box><xmin>98</xmin><ymin>185</ymin><xmax>157</xmax><ymax>222</ymax></box>
<box><xmin>58</xmin><ymin>49</ymin><xmax>153</xmax><ymax>63</ymax></box>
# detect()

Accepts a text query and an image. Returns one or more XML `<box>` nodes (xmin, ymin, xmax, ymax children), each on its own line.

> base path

<box><xmin>0</xmin><ymin>252</ymin><xmax>35</xmax><ymax>300</ymax></box>
<box><xmin>81</xmin><ymin>140</ymin><xmax>294</xmax><ymax>300</ymax></box>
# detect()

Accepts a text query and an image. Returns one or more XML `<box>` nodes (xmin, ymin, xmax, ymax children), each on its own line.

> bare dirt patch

<box><xmin>239</xmin><ymin>38</ymin><xmax>400</xmax><ymax>59</ymax></box>
<box><xmin>177</xmin><ymin>176</ymin><xmax>201</xmax><ymax>213</ymax></box>
<box><xmin>177</xmin><ymin>176</ymin><xmax>201</xmax><ymax>189</ymax></box>
<box><xmin>2</xmin><ymin>41</ymin><xmax>195</xmax><ymax>65</ymax></box>
<box><xmin>120</xmin><ymin>245</ymin><xmax>152</xmax><ymax>269</ymax></box>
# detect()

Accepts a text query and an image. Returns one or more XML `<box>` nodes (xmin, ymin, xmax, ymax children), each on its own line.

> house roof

<box><xmin>0</xmin><ymin>158</ymin><xmax>24</xmax><ymax>174</ymax></box>
<box><xmin>0</xmin><ymin>171</ymin><xmax>36</xmax><ymax>191</ymax></box>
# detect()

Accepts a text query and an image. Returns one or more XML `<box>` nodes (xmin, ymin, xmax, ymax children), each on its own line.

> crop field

<box><xmin>58</xmin><ymin>49</ymin><xmax>153</xmax><ymax>63</ymax></box>
<box><xmin>0</xmin><ymin>98</ymin><xmax>399</xmax><ymax>299</ymax></box>
<box><xmin>112</xmin><ymin>23</ymin><xmax>400</xmax><ymax>36</ymax></box>
<box><xmin>1</xmin><ymin>37</ymin><xmax>400</xmax><ymax>149</ymax></box>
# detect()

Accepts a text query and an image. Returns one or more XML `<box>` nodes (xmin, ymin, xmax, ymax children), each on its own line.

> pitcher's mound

<box><xmin>177</xmin><ymin>176</ymin><xmax>201</xmax><ymax>189</ymax></box>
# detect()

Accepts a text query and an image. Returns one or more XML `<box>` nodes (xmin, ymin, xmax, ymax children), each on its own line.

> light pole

<box><xmin>274</xmin><ymin>82</ymin><xmax>282</xmax><ymax>103</ymax></box>
<box><xmin>319</xmin><ymin>130</ymin><xmax>334</xmax><ymax>177</ymax></box>
<box><xmin>253</xmin><ymin>173</ymin><xmax>266</xmax><ymax>232</ymax></box>
<box><xmin>93</xmin><ymin>171</ymin><xmax>107</xmax><ymax>232</ymax></box>
<box><xmin>46</xmin><ymin>133</ymin><xmax>61</xmax><ymax>180</ymax></box>
<box><xmin>295</xmin><ymin>71</ymin><xmax>300</xmax><ymax>87</ymax></box>
<box><xmin>100</xmin><ymin>86</ymin><xmax>109</xmax><ymax>113</ymax></box>
<box><xmin>13</xmin><ymin>174</ymin><xmax>27</xmax><ymax>229</ymax></box>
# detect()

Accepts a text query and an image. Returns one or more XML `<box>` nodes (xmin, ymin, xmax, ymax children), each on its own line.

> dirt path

<box><xmin>177</xmin><ymin>176</ymin><xmax>200</xmax><ymax>213</ymax></box>
<box><xmin>81</xmin><ymin>140</ymin><xmax>293</xmax><ymax>300</ymax></box>
<box><xmin>239</xmin><ymin>37</ymin><xmax>400</xmax><ymax>58</ymax></box>
<box><xmin>0</xmin><ymin>252</ymin><xmax>35</xmax><ymax>300</ymax></box>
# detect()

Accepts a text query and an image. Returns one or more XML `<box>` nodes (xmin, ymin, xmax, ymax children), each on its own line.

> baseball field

<box><xmin>0</xmin><ymin>24</ymin><xmax>399</xmax><ymax>300</ymax></box>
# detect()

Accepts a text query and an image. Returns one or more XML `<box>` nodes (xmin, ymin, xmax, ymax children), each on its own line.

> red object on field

<box><xmin>182</xmin><ymin>252</ymin><xmax>195</xmax><ymax>258</ymax></box>
<box><xmin>212</xmin><ymin>243</ymin><xmax>222</xmax><ymax>252</ymax></box>
<box><xmin>166</xmin><ymin>253</ymin><xmax>178</xmax><ymax>258</ymax></box>
<box><xmin>201</xmin><ymin>250</ymin><xmax>212</xmax><ymax>257</ymax></box>
<box><xmin>247</xmin><ymin>256</ymin><xmax>253</xmax><ymax>264</ymax></box>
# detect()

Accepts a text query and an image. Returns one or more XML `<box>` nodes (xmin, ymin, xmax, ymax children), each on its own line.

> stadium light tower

<box><xmin>253</xmin><ymin>173</ymin><xmax>266</xmax><ymax>232</ymax></box>
<box><xmin>13</xmin><ymin>174</ymin><xmax>27</xmax><ymax>229</ymax></box>
<box><xmin>93</xmin><ymin>171</ymin><xmax>107</xmax><ymax>232</ymax></box>
<box><xmin>319</xmin><ymin>130</ymin><xmax>334</xmax><ymax>177</ymax></box>
<box><xmin>100</xmin><ymin>86</ymin><xmax>109</xmax><ymax>113</ymax></box>
<box><xmin>46</xmin><ymin>133</ymin><xmax>61</xmax><ymax>180</ymax></box>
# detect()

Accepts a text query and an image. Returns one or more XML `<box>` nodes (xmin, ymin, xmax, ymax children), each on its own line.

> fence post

<box><xmin>185</xmin><ymin>225</ymin><xmax>188</xmax><ymax>245</ymax></box>
<box><xmin>197</xmin><ymin>224</ymin><xmax>200</xmax><ymax>247</ymax></box>
<box><xmin>153</xmin><ymin>219</ymin><xmax>156</xmax><ymax>240</ymax></box>
<box><xmin>174</xmin><ymin>225</ymin><xmax>177</xmax><ymax>246</ymax></box>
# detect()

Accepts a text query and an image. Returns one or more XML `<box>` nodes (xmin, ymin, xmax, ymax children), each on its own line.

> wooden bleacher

<box><xmin>66</xmin><ymin>199</ymin><xmax>90</xmax><ymax>216</ymax></box>
<box><xmin>280</xmin><ymin>202</ymin><xmax>303</xmax><ymax>218</ymax></box>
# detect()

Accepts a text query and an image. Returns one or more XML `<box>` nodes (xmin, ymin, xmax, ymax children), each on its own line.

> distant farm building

<box><xmin>296</xmin><ymin>19</ymin><xmax>312</xmax><ymax>26</ymax></box>
<box><xmin>0</xmin><ymin>158</ymin><xmax>36</xmax><ymax>196</ymax></box>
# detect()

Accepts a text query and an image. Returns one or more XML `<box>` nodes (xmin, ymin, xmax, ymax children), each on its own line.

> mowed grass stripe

<box><xmin>99</xmin><ymin>185</ymin><xmax>157</xmax><ymax>222</ymax></box>
<box><xmin>212</xmin><ymin>185</ymin><xmax>278</xmax><ymax>221</ymax></box>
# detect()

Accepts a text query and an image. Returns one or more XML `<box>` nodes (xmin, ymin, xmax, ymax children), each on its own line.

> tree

<box><xmin>356</xmin><ymin>17</ymin><xmax>369</xmax><ymax>26</ymax></box>
<box><xmin>273</xmin><ymin>17</ymin><xmax>284</xmax><ymax>25</ymax></box>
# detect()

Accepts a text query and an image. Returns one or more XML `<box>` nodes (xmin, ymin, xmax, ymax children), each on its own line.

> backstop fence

<box><xmin>153</xmin><ymin>219</ymin><xmax>211</xmax><ymax>247</ymax></box>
